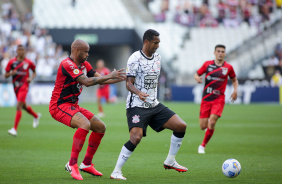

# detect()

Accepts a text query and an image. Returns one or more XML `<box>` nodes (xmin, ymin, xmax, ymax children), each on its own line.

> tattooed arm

<box><xmin>76</xmin><ymin>68</ymin><xmax>126</xmax><ymax>87</ymax></box>
<box><xmin>96</xmin><ymin>69</ymin><xmax>126</xmax><ymax>84</ymax></box>
<box><xmin>101</xmin><ymin>78</ymin><xmax>125</xmax><ymax>84</ymax></box>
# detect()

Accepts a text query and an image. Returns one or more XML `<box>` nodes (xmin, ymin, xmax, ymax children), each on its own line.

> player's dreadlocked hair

<box><xmin>143</xmin><ymin>29</ymin><xmax>160</xmax><ymax>43</ymax></box>
<box><xmin>215</xmin><ymin>44</ymin><xmax>226</xmax><ymax>51</ymax></box>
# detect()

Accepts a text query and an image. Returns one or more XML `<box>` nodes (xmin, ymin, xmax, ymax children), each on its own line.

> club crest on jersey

<box><xmin>23</xmin><ymin>63</ymin><xmax>28</xmax><ymax>70</ymax></box>
<box><xmin>132</xmin><ymin>115</ymin><xmax>140</xmax><ymax>123</ymax></box>
<box><xmin>73</xmin><ymin>69</ymin><xmax>79</xmax><ymax>75</ymax></box>
<box><xmin>221</xmin><ymin>67</ymin><xmax>228</xmax><ymax>75</ymax></box>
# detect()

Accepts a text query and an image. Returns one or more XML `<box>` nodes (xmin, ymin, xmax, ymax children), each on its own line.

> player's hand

<box><xmin>27</xmin><ymin>78</ymin><xmax>32</xmax><ymax>83</ymax></box>
<box><xmin>230</xmin><ymin>91</ymin><xmax>237</xmax><ymax>103</ymax></box>
<box><xmin>11</xmin><ymin>69</ymin><xmax>17</xmax><ymax>76</ymax></box>
<box><xmin>195</xmin><ymin>76</ymin><xmax>202</xmax><ymax>83</ymax></box>
<box><xmin>110</xmin><ymin>69</ymin><xmax>126</xmax><ymax>80</ymax></box>
<box><xmin>138</xmin><ymin>91</ymin><xmax>149</xmax><ymax>102</ymax></box>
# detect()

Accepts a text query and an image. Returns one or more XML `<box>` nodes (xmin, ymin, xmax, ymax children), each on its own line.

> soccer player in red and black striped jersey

<box><xmin>95</xmin><ymin>59</ymin><xmax>111</xmax><ymax>117</ymax></box>
<box><xmin>49</xmin><ymin>39</ymin><xmax>125</xmax><ymax>180</ymax></box>
<box><xmin>5</xmin><ymin>45</ymin><xmax>41</xmax><ymax>137</ymax></box>
<box><xmin>194</xmin><ymin>44</ymin><xmax>238</xmax><ymax>154</ymax></box>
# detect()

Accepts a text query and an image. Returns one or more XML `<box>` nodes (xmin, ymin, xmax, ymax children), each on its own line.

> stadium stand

<box><xmin>33</xmin><ymin>0</ymin><xmax>135</xmax><ymax>29</ymax></box>
<box><xmin>0</xmin><ymin>0</ymin><xmax>67</xmax><ymax>80</ymax></box>
<box><xmin>1</xmin><ymin>0</ymin><xmax>281</xmax><ymax>86</ymax></box>
<box><xmin>146</xmin><ymin>0</ymin><xmax>282</xmax><ymax>84</ymax></box>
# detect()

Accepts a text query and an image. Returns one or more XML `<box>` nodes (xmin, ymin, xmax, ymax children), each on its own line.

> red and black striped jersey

<box><xmin>5</xmin><ymin>57</ymin><xmax>36</xmax><ymax>93</ymax></box>
<box><xmin>197</xmin><ymin>60</ymin><xmax>236</xmax><ymax>101</ymax></box>
<box><xmin>50</xmin><ymin>57</ymin><xmax>95</xmax><ymax>106</ymax></box>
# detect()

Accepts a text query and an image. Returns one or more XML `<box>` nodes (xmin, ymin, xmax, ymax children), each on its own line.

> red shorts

<box><xmin>97</xmin><ymin>87</ymin><xmax>109</xmax><ymax>100</ymax></box>
<box><xmin>16</xmin><ymin>89</ymin><xmax>28</xmax><ymax>102</ymax></box>
<box><xmin>49</xmin><ymin>103</ymin><xmax>94</xmax><ymax>127</ymax></box>
<box><xmin>200</xmin><ymin>98</ymin><xmax>225</xmax><ymax>118</ymax></box>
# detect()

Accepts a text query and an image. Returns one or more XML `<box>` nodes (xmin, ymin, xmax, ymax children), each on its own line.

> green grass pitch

<box><xmin>0</xmin><ymin>102</ymin><xmax>281</xmax><ymax>184</ymax></box>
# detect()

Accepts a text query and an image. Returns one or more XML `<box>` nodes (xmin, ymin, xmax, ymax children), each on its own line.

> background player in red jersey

<box><xmin>49</xmin><ymin>39</ymin><xmax>126</xmax><ymax>180</ymax></box>
<box><xmin>5</xmin><ymin>45</ymin><xmax>41</xmax><ymax>137</ymax></box>
<box><xmin>194</xmin><ymin>44</ymin><xmax>238</xmax><ymax>154</ymax></box>
<box><xmin>95</xmin><ymin>59</ymin><xmax>111</xmax><ymax>118</ymax></box>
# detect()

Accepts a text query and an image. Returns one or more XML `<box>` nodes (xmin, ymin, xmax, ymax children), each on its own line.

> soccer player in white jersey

<box><xmin>110</xmin><ymin>29</ymin><xmax>188</xmax><ymax>180</ymax></box>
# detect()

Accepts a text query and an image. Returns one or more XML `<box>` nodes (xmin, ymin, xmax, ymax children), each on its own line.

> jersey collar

<box><xmin>213</xmin><ymin>60</ymin><xmax>225</xmax><ymax>67</ymax></box>
<box><xmin>140</xmin><ymin>50</ymin><xmax>154</xmax><ymax>60</ymax></box>
<box><xmin>69</xmin><ymin>56</ymin><xmax>82</xmax><ymax>68</ymax></box>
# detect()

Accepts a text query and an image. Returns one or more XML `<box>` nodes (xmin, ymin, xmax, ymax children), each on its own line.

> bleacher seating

<box><xmin>33</xmin><ymin>0</ymin><xmax>134</xmax><ymax>29</ymax></box>
<box><xmin>174</xmin><ymin>23</ymin><xmax>257</xmax><ymax>76</ymax></box>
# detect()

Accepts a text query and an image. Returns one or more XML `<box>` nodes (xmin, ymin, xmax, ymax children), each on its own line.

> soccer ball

<box><xmin>222</xmin><ymin>159</ymin><xmax>241</xmax><ymax>178</ymax></box>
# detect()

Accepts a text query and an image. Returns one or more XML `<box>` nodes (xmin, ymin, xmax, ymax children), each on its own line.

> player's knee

<box><xmin>16</xmin><ymin>103</ymin><xmax>23</xmax><ymax>111</ymax></box>
<box><xmin>209</xmin><ymin>121</ymin><xmax>216</xmax><ymax>129</ymax></box>
<box><xmin>79</xmin><ymin>121</ymin><xmax>91</xmax><ymax>131</ymax></box>
<box><xmin>200</xmin><ymin>124</ymin><xmax>207</xmax><ymax>130</ymax></box>
<box><xmin>96</xmin><ymin>123</ymin><xmax>106</xmax><ymax>133</ymax></box>
<box><xmin>131</xmin><ymin>134</ymin><xmax>142</xmax><ymax>145</ymax></box>
<box><xmin>180</xmin><ymin>123</ymin><xmax>187</xmax><ymax>132</ymax></box>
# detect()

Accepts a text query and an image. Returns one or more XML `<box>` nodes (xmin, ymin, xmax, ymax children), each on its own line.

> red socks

<box><xmin>26</xmin><ymin>106</ymin><xmax>38</xmax><ymax>118</ymax></box>
<box><xmin>69</xmin><ymin>128</ymin><xmax>89</xmax><ymax>166</ymax></box>
<box><xmin>83</xmin><ymin>132</ymin><xmax>105</xmax><ymax>165</ymax></box>
<box><xmin>201</xmin><ymin>128</ymin><xmax>214</xmax><ymax>147</ymax></box>
<box><xmin>14</xmin><ymin>110</ymin><xmax>22</xmax><ymax>131</ymax></box>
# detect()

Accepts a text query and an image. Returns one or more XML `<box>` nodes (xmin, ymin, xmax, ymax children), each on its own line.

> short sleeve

<box><xmin>126</xmin><ymin>55</ymin><xmax>139</xmax><ymax>77</ymax></box>
<box><xmin>61</xmin><ymin>61</ymin><xmax>84</xmax><ymax>80</ymax></box>
<box><xmin>228</xmin><ymin>65</ymin><xmax>236</xmax><ymax>79</ymax></box>
<box><xmin>29</xmin><ymin>60</ymin><xmax>36</xmax><ymax>71</ymax></box>
<box><xmin>5</xmin><ymin>60</ymin><xmax>12</xmax><ymax>72</ymax></box>
<box><xmin>84</xmin><ymin>61</ymin><xmax>96</xmax><ymax>77</ymax></box>
<box><xmin>197</xmin><ymin>62</ymin><xmax>208</xmax><ymax>76</ymax></box>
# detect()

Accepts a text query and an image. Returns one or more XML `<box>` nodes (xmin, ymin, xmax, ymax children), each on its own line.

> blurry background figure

<box><xmin>96</xmin><ymin>59</ymin><xmax>111</xmax><ymax>118</ymax></box>
<box><xmin>270</xmin><ymin>70</ymin><xmax>282</xmax><ymax>87</ymax></box>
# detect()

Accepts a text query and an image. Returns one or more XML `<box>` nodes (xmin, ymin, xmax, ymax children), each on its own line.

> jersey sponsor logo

<box><xmin>207</xmin><ymin>75</ymin><xmax>224</xmax><ymax>81</ymax></box>
<box><xmin>156</xmin><ymin>61</ymin><xmax>160</xmax><ymax>69</ymax></box>
<box><xmin>222</xmin><ymin>67</ymin><xmax>228</xmax><ymax>75</ymax></box>
<box><xmin>73</xmin><ymin>69</ymin><xmax>79</xmax><ymax>74</ymax></box>
<box><xmin>23</xmin><ymin>63</ymin><xmax>28</xmax><ymax>70</ymax></box>
<box><xmin>132</xmin><ymin>115</ymin><xmax>140</xmax><ymax>123</ymax></box>
<box><xmin>208</xmin><ymin>67</ymin><xmax>213</xmax><ymax>72</ymax></box>
<box><xmin>209</xmin><ymin>65</ymin><xmax>216</xmax><ymax>68</ymax></box>
<box><xmin>144</xmin><ymin>75</ymin><xmax>157</xmax><ymax>89</ymax></box>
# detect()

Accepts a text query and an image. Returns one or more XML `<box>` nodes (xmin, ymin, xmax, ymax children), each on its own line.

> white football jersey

<box><xmin>126</xmin><ymin>50</ymin><xmax>161</xmax><ymax>109</ymax></box>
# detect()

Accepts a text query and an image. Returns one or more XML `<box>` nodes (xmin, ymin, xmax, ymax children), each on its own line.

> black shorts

<box><xmin>126</xmin><ymin>103</ymin><xmax>175</xmax><ymax>137</ymax></box>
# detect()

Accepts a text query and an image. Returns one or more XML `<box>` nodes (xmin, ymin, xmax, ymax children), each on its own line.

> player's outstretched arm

<box><xmin>230</xmin><ymin>77</ymin><xmax>238</xmax><ymax>103</ymax></box>
<box><xmin>100</xmin><ymin>69</ymin><xmax>126</xmax><ymax>84</ymax></box>
<box><xmin>194</xmin><ymin>72</ymin><xmax>202</xmax><ymax>83</ymax></box>
<box><xmin>76</xmin><ymin>68</ymin><xmax>125</xmax><ymax>87</ymax></box>
<box><xmin>126</xmin><ymin>77</ymin><xmax>149</xmax><ymax>102</ymax></box>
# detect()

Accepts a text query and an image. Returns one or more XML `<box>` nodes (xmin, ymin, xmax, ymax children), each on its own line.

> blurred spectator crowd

<box><xmin>262</xmin><ymin>42</ymin><xmax>282</xmax><ymax>86</ymax></box>
<box><xmin>0</xmin><ymin>0</ymin><xmax>68</xmax><ymax>80</ymax></box>
<box><xmin>150</xmin><ymin>0</ymin><xmax>281</xmax><ymax>28</ymax></box>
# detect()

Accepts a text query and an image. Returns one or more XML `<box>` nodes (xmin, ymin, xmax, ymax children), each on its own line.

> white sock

<box><xmin>114</xmin><ymin>146</ymin><xmax>133</xmax><ymax>171</ymax></box>
<box><xmin>165</xmin><ymin>134</ymin><xmax>183</xmax><ymax>164</ymax></box>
